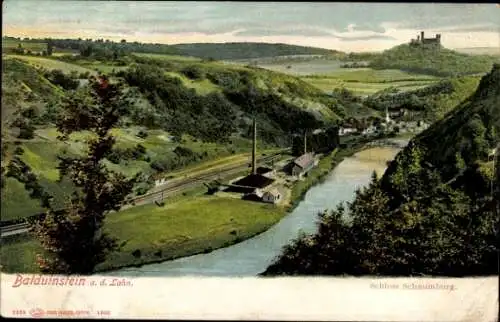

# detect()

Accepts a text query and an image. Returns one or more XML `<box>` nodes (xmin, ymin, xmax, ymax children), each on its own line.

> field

<box><xmin>2</xmin><ymin>39</ymin><xmax>79</xmax><ymax>55</ymax></box>
<box><xmin>300</xmin><ymin>68</ymin><xmax>440</xmax><ymax>96</ymax></box>
<box><xmin>4</xmin><ymin>54</ymin><xmax>130</xmax><ymax>75</ymax></box>
<box><xmin>251</xmin><ymin>59</ymin><xmax>345</xmax><ymax>76</ymax></box>
<box><xmin>132</xmin><ymin>52</ymin><xmax>202</xmax><ymax>62</ymax></box>
<box><xmin>0</xmin><ymin>191</ymin><xmax>286</xmax><ymax>273</ymax></box>
<box><xmin>2</xmin><ymin>39</ymin><xmax>47</xmax><ymax>52</ymax></box>
<box><xmin>236</xmin><ymin>57</ymin><xmax>442</xmax><ymax>96</ymax></box>
<box><xmin>164</xmin><ymin>71</ymin><xmax>220</xmax><ymax>94</ymax></box>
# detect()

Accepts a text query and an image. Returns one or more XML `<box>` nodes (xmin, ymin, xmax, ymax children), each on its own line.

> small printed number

<box><xmin>97</xmin><ymin>310</ymin><xmax>110</xmax><ymax>315</ymax></box>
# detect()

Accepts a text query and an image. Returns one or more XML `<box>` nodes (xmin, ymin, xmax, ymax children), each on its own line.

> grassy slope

<box><xmin>128</xmin><ymin>53</ymin><xmax>341</xmax><ymax>120</ymax></box>
<box><xmin>6</xmin><ymin>55</ymin><xmax>94</xmax><ymax>74</ymax></box>
<box><xmin>99</xmin><ymin>194</ymin><xmax>285</xmax><ymax>271</ymax></box>
<box><xmin>36</xmin><ymin>52</ymin><xmax>342</xmax><ymax>119</ymax></box>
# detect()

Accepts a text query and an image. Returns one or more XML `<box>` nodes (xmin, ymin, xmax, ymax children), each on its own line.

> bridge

<box><xmin>365</xmin><ymin>138</ymin><xmax>409</xmax><ymax>149</ymax></box>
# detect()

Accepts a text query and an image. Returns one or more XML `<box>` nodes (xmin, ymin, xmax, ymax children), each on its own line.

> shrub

<box><xmin>136</xmin><ymin>129</ymin><xmax>148</xmax><ymax>139</ymax></box>
<box><xmin>180</xmin><ymin>65</ymin><xmax>205</xmax><ymax>80</ymax></box>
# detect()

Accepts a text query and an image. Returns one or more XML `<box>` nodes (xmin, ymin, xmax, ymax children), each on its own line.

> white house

<box><xmin>339</xmin><ymin>127</ymin><xmax>357</xmax><ymax>136</ymax></box>
<box><xmin>262</xmin><ymin>188</ymin><xmax>282</xmax><ymax>204</ymax></box>
<box><xmin>154</xmin><ymin>178</ymin><xmax>168</xmax><ymax>187</ymax></box>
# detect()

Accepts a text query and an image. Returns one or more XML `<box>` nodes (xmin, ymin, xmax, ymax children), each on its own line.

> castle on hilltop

<box><xmin>410</xmin><ymin>31</ymin><xmax>441</xmax><ymax>48</ymax></box>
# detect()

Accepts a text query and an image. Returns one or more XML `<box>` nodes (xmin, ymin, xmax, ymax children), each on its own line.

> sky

<box><xmin>2</xmin><ymin>1</ymin><xmax>500</xmax><ymax>52</ymax></box>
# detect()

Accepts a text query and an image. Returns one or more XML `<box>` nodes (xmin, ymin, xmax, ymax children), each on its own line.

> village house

<box><xmin>362</xmin><ymin>125</ymin><xmax>377</xmax><ymax>136</ymax></box>
<box><xmin>154</xmin><ymin>177</ymin><xmax>168</xmax><ymax>187</ymax></box>
<box><xmin>262</xmin><ymin>188</ymin><xmax>282</xmax><ymax>204</ymax></box>
<box><xmin>291</xmin><ymin>153</ymin><xmax>316</xmax><ymax>178</ymax></box>
<box><xmin>339</xmin><ymin>127</ymin><xmax>357</xmax><ymax>136</ymax></box>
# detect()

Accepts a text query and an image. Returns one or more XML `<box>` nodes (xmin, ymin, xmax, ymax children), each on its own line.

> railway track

<box><xmin>1</xmin><ymin>151</ymin><xmax>289</xmax><ymax>237</ymax></box>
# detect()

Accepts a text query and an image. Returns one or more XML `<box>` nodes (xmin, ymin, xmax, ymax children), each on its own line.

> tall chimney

<box><xmin>304</xmin><ymin>131</ymin><xmax>307</xmax><ymax>155</ymax></box>
<box><xmin>420</xmin><ymin>31</ymin><xmax>425</xmax><ymax>42</ymax></box>
<box><xmin>252</xmin><ymin>117</ymin><xmax>257</xmax><ymax>175</ymax></box>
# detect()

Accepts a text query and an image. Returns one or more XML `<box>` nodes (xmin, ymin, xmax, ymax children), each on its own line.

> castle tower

<box><xmin>252</xmin><ymin>117</ymin><xmax>257</xmax><ymax>175</ymax></box>
<box><xmin>420</xmin><ymin>31</ymin><xmax>425</xmax><ymax>43</ymax></box>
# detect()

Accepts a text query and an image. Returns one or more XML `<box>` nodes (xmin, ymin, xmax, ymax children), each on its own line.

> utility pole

<box><xmin>252</xmin><ymin>117</ymin><xmax>257</xmax><ymax>175</ymax></box>
<box><xmin>491</xmin><ymin>145</ymin><xmax>498</xmax><ymax>197</ymax></box>
<box><xmin>304</xmin><ymin>131</ymin><xmax>307</xmax><ymax>155</ymax></box>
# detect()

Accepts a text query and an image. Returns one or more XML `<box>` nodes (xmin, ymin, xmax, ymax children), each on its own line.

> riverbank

<box><xmin>0</xmin><ymin>141</ymin><xmax>379</xmax><ymax>274</ymax></box>
<box><xmin>0</xmin><ymin>186</ymin><xmax>286</xmax><ymax>273</ymax></box>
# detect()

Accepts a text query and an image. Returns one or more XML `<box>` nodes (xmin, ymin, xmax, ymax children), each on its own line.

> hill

<box><xmin>364</xmin><ymin>75</ymin><xmax>482</xmax><ymax>120</ymax></box>
<box><xmin>170</xmin><ymin>42</ymin><xmax>340</xmax><ymax>60</ymax></box>
<box><xmin>264</xmin><ymin>64</ymin><xmax>500</xmax><ymax>277</ymax></box>
<box><xmin>369</xmin><ymin>44</ymin><xmax>499</xmax><ymax>77</ymax></box>
<box><xmin>3</xmin><ymin>37</ymin><xmax>341</xmax><ymax>61</ymax></box>
<box><xmin>1</xmin><ymin>53</ymin><xmax>348</xmax><ymax>222</ymax></box>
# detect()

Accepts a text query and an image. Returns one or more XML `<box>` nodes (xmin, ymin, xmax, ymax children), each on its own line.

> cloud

<box><xmin>435</xmin><ymin>24</ymin><xmax>500</xmax><ymax>33</ymax></box>
<box><xmin>2</xmin><ymin>2</ymin><xmax>499</xmax><ymax>51</ymax></box>
<box><xmin>233</xmin><ymin>28</ymin><xmax>334</xmax><ymax>38</ymax></box>
<box><xmin>336</xmin><ymin>34</ymin><xmax>396</xmax><ymax>42</ymax></box>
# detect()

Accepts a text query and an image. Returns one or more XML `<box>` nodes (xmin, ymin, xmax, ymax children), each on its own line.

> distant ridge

<box><xmin>171</xmin><ymin>42</ymin><xmax>341</xmax><ymax>60</ymax></box>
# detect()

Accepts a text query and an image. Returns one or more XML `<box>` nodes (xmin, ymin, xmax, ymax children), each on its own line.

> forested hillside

<box><xmin>264</xmin><ymin>64</ymin><xmax>500</xmax><ymax>277</ymax></box>
<box><xmin>383</xmin><ymin>63</ymin><xmax>500</xmax><ymax>182</ymax></box>
<box><xmin>370</xmin><ymin>44</ymin><xmax>499</xmax><ymax>77</ymax></box>
<box><xmin>364</xmin><ymin>76</ymin><xmax>481</xmax><ymax>120</ymax></box>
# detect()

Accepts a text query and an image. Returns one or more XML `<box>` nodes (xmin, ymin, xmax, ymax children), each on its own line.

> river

<box><xmin>109</xmin><ymin>145</ymin><xmax>403</xmax><ymax>277</ymax></box>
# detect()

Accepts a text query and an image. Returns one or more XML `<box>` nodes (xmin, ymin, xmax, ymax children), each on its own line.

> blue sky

<box><xmin>3</xmin><ymin>2</ymin><xmax>499</xmax><ymax>52</ymax></box>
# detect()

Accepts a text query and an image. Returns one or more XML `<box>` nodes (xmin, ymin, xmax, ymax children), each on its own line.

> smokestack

<box><xmin>304</xmin><ymin>131</ymin><xmax>307</xmax><ymax>155</ymax></box>
<box><xmin>252</xmin><ymin>117</ymin><xmax>257</xmax><ymax>175</ymax></box>
<box><xmin>420</xmin><ymin>31</ymin><xmax>425</xmax><ymax>42</ymax></box>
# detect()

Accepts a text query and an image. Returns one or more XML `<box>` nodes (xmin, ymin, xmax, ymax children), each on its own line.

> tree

<box><xmin>30</xmin><ymin>75</ymin><xmax>138</xmax><ymax>274</ymax></box>
<box><xmin>11</xmin><ymin>105</ymin><xmax>37</xmax><ymax>140</ymax></box>
<box><xmin>47</xmin><ymin>40</ymin><xmax>53</xmax><ymax>56</ymax></box>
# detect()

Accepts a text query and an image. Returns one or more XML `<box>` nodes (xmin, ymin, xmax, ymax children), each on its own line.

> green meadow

<box><xmin>0</xmin><ymin>191</ymin><xmax>286</xmax><ymax>273</ymax></box>
<box><xmin>300</xmin><ymin>68</ymin><xmax>440</xmax><ymax>96</ymax></box>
